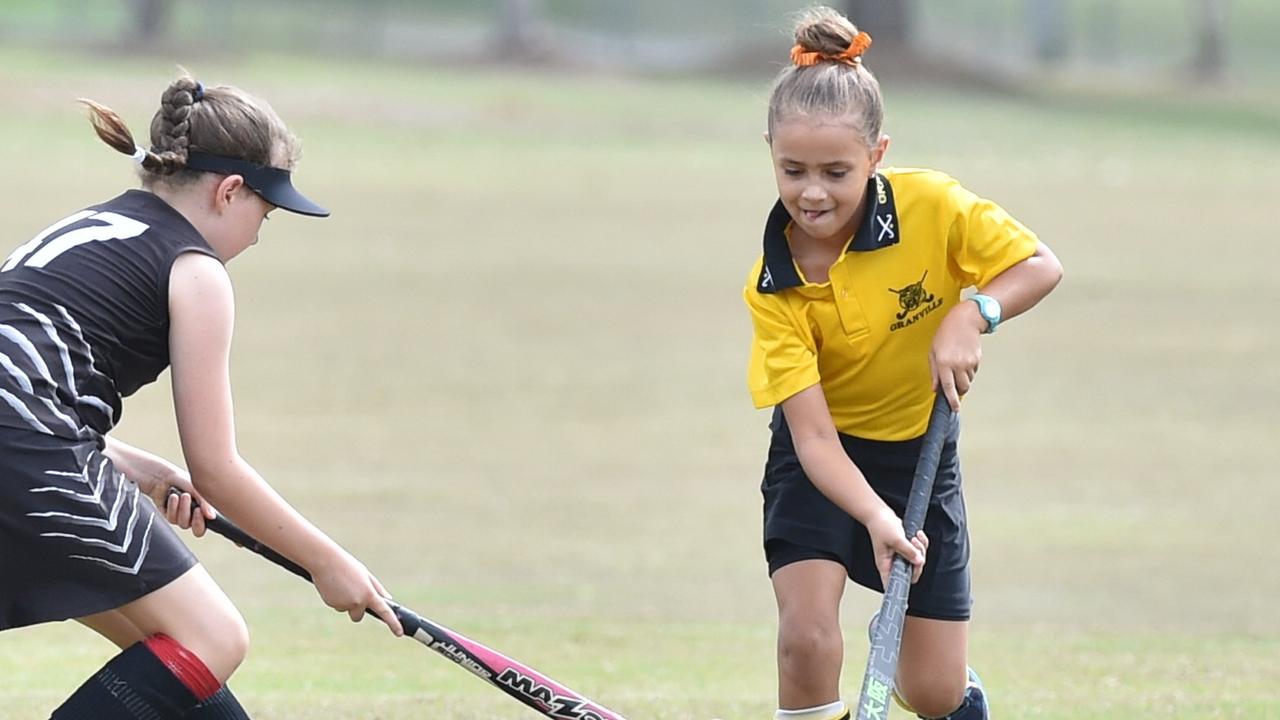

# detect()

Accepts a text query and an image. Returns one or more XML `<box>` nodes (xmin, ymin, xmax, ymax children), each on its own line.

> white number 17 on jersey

<box><xmin>3</xmin><ymin>211</ymin><xmax>150</xmax><ymax>273</ymax></box>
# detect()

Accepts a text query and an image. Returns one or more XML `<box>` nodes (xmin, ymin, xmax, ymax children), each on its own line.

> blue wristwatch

<box><xmin>969</xmin><ymin>293</ymin><xmax>1001</xmax><ymax>334</ymax></box>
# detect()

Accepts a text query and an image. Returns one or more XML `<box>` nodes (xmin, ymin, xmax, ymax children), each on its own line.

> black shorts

<box><xmin>0</xmin><ymin>427</ymin><xmax>197</xmax><ymax>631</ymax></box>
<box><xmin>761</xmin><ymin>407</ymin><xmax>972</xmax><ymax>621</ymax></box>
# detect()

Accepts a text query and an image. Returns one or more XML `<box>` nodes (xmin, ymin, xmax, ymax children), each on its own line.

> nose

<box><xmin>800</xmin><ymin>183</ymin><xmax>827</xmax><ymax>202</ymax></box>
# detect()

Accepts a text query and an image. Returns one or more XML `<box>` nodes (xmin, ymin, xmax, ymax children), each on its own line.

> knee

<box><xmin>178</xmin><ymin>602</ymin><xmax>249</xmax><ymax>683</ymax></box>
<box><xmin>896</xmin><ymin>674</ymin><xmax>966</xmax><ymax>719</ymax></box>
<box><xmin>206</xmin><ymin>606</ymin><xmax>250</xmax><ymax>675</ymax></box>
<box><xmin>777</xmin><ymin>616</ymin><xmax>842</xmax><ymax>669</ymax></box>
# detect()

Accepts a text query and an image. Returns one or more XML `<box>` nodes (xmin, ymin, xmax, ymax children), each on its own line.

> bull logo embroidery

<box><xmin>888</xmin><ymin>271</ymin><xmax>936</xmax><ymax>321</ymax></box>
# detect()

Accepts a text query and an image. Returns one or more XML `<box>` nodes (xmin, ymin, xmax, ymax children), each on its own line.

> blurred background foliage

<box><xmin>3</xmin><ymin>0</ymin><xmax>1277</xmax><ymax>89</ymax></box>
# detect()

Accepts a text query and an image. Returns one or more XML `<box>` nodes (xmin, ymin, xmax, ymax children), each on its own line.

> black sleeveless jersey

<box><xmin>0</xmin><ymin>190</ymin><xmax>218</xmax><ymax>439</ymax></box>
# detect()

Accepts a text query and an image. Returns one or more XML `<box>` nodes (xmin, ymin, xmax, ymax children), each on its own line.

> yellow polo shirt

<box><xmin>744</xmin><ymin>168</ymin><xmax>1038</xmax><ymax>440</ymax></box>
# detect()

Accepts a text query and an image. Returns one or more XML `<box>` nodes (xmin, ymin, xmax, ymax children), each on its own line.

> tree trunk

<box><xmin>130</xmin><ymin>0</ymin><xmax>171</xmax><ymax>45</ymax></box>
<box><xmin>1191</xmin><ymin>0</ymin><xmax>1227</xmax><ymax>80</ymax></box>
<box><xmin>1028</xmin><ymin>0</ymin><xmax>1069</xmax><ymax>66</ymax></box>
<box><xmin>495</xmin><ymin>0</ymin><xmax>547</xmax><ymax>61</ymax></box>
<box><xmin>844</xmin><ymin>0</ymin><xmax>914</xmax><ymax>54</ymax></box>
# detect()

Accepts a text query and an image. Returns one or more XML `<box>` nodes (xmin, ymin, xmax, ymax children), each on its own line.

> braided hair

<box><xmin>146</xmin><ymin>76</ymin><xmax>201</xmax><ymax>174</ymax></box>
<box><xmin>81</xmin><ymin>71</ymin><xmax>300</xmax><ymax>187</ymax></box>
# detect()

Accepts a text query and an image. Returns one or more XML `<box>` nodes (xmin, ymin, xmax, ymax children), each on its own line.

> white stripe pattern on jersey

<box><xmin>26</xmin><ymin>456</ymin><xmax>120</xmax><ymax>526</ymax></box>
<box><xmin>14</xmin><ymin>302</ymin><xmax>115</xmax><ymax>423</ymax></box>
<box><xmin>0</xmin><ymin>323</ymin><xmax>61</xmax><ymax>397</ymax></box>
<box><xmin>53</xmin><ymin>304</ymin><xmax>113</xmax><ymax>389</ymax></box>
<box><xmin>28</xmin><ymin>459</ymin><xmax>109</xmax><ymax>504</ymax></box>
<box><xmin>71</xmin><ymin>516</ymin><xmax>156</xmax><ymax>575</ymax></box>
<box><xmin>0</xmin><ymin>348</ymin><xmax>84</xmax><ymax>435</ymax></box>
<box><xmin>0</xmin><ymin>386</ymin><xmax>54</xmax><ymax>434</ymax></box>
<box><xmin>36</xmin><ymin>475</ymin><xmax>156</xmax><ymax>575</ymax></box>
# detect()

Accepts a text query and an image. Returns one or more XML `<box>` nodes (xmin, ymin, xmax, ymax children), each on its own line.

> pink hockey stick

<box><xmin>195</xmin><ymin>502</ymin><xmax>627</xmax><ymax>719</ymax></box>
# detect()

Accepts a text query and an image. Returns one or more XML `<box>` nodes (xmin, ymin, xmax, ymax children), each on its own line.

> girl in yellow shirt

<box><xmin>744</xmin><ymin>7</ymin><xmax>1063</xmax><ymax>720</ymax></box>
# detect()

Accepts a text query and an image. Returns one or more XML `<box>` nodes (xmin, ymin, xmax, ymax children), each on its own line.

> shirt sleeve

<box><xmin>744</xmin><ymin>275</ymin><xmax>821</xmax><ymax>409</ymax></box>
<box><xmin>944</xmin><ymin>177</ymin><xmax>1039</xmax><ymax>289</ymax></box>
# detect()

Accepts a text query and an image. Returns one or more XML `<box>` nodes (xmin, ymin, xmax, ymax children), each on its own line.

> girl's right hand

<box><xmin>309</xmin><ymin>546</ymin><xmax>404</xmax><ymax>637</ymax></box>
<box><xmin>864</xmin><ymin>507</ymin><xmax>929</xmax><ymax>589</ymax></box>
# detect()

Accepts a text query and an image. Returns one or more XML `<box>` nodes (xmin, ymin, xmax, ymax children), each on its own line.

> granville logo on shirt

<box><xmin>888</xmin><ymin>270</ymin><xmax>943</xmax><ymax>332</ymax></box>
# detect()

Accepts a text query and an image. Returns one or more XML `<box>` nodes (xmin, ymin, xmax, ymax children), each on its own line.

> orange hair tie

<box><xmin>837</xmin><ymin>31</ymin><xmax>873</xmax><ymax>63</ymax></box>
<box><xmin>790</xmin><ymin>31</ymin><xmax>874</xmax><ymax>68</ymax></box>
<box><xmin>789</xmin><ymin>45</ymin><xmax>826</xmax><ymax>67</ymax></box>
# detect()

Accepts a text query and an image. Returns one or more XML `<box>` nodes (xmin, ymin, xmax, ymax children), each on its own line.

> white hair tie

<box><xmin>130</xmin><ymin>145</ymin><xmax>147</xmax><ymax>164</ymax></box>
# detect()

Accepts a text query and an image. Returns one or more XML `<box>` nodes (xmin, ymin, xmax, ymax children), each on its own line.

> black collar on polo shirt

<box><xmin>756</xmin><ymin>173</ymin><xmax>900</xmax><ymax>294</ymax></box>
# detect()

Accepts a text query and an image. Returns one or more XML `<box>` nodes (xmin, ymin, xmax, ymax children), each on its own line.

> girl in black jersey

<box><xmin>0</xmin><ymin>74</ymin><xmax>401</xmax><ymax>719</ymax></box>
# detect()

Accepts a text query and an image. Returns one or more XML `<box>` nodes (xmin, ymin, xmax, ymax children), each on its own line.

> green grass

<box><xmin>1</xmin><ymin>44</ymin><xmax>1278</xmax><ymax>718</ymax></box>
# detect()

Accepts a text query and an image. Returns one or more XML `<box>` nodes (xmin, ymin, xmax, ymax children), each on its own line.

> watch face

<box><xmin>973</xmin><ymin>296</ymin><xmax>998</xmax><ymax>330</ymax></box>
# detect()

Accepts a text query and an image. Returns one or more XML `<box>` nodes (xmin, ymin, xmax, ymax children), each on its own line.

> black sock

<box><xmin>51</xmin><ymin>641</ymin><xmax>200</xmax><ymax>719</ymax></box>
<box><xmin>185</xmin><ymin>686</ymin><xmax>251</xmax><ymax>719</ymax></box>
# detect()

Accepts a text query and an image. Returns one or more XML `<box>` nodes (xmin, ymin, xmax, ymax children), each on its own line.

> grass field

<box><xmin>0</xmin><ymin>43</ymin><xmax>1278</xmax><ymax>719</ymax></box>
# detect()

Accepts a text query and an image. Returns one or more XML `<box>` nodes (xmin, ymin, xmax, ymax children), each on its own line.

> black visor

<box><xmin>185</xmin><ymin>151</ymin><xmax>329</xmax><ymax>217</ymax></box>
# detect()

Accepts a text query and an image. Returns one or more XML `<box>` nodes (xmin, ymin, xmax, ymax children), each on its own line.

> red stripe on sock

<box><xmin>143</xmin><ymin>634</ymin><xmax>222</xmax><ymax>702</ymax></box>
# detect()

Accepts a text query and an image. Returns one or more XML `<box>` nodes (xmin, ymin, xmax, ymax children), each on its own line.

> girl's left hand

<box><xmin>135</xmin><ymin>465</ymin><xmax>216</xmax><ymax>538</ymax></box>
<box><xmin>929</xmin><ymin>301</ymin><xmax>987</xmax><ymax>411</ymax></box>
